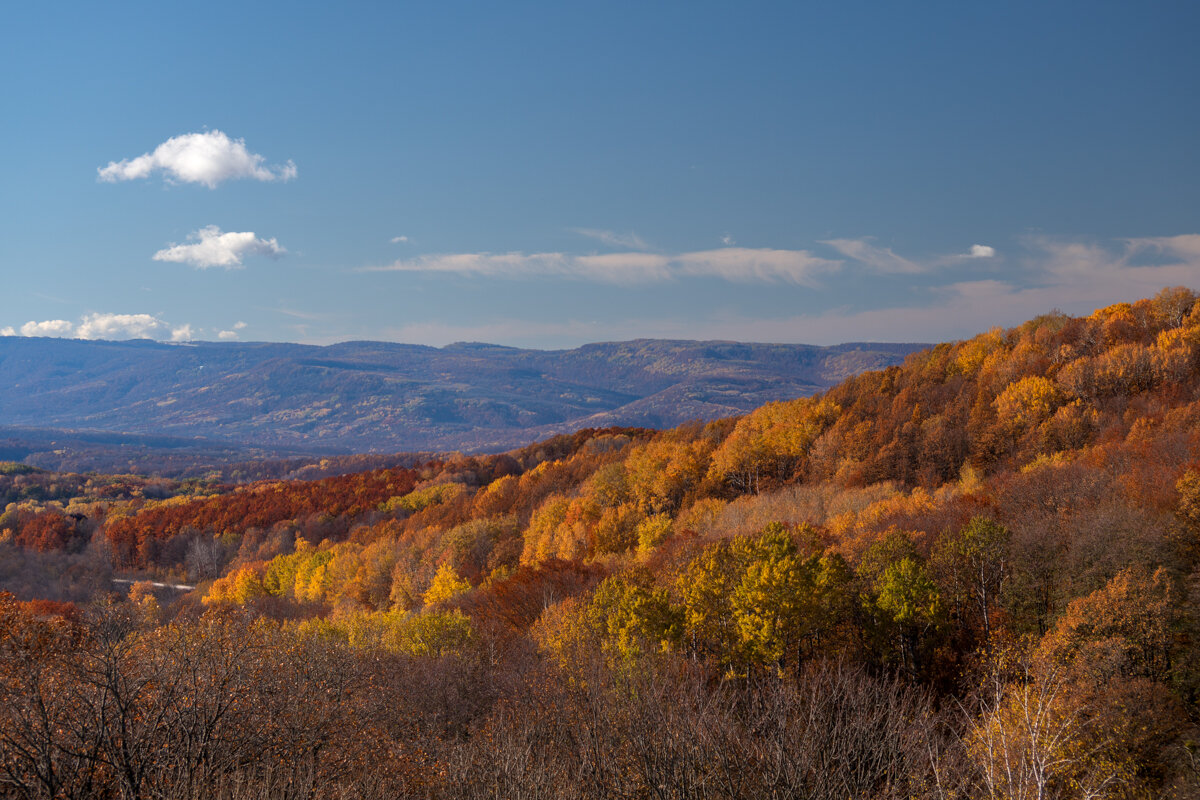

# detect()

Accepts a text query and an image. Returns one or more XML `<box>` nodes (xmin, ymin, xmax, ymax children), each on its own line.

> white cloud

<box><xmin>721</xmin><ymin>233</ymin><xmax>736</xmax><ymax>246</ymax></box>
<box><xmin>967</xmin><ymin>244</ymin><xmax>996</xmax><ymax>258</ymax></box>
<box><xmin>573</xmin><ymin>252</ymin><xmax>673</xmax><ymax>282</ymax></box>
<box><xmin>1</xmin><ymin>315</ymin><xmax>229</xmax><ymax>342</ymax></box>
<box><xmin>571</xmin><ymin>228</ymin><xmax>651</xmax><ymax>250</ymax></box>
<box><xmin>98</xmin><ymin>130</ymin><xmax>296</xmax><ymax>188</ymax></box>
<box><xmin>367</xmin><ymin>247</ymin><xmax>840</xmax><ymax>285</ymax></box>
<box><xmin>1125</xmin><ymin>234</ymin><xmax>1200</xmax><ymax>261</ymax></box>
<box><xmin>76</xmin><ymin>313</ymin><xmax>165</xmax><ymax>340</ymax></box>
<box><xmin>378</xmin><ymin>251</ymin><xmax>574</xmax><ymax>278</ymax></box>
<box><xmin>391</xmin><ymin>235</ymin><xmax>409</xmax><ymax>244</ymax></box>
<box><xmin>1026</xmin><ymin>235</ymin><xmax>1200</xmax><ymax>295</ymax></box>
<box><xmin>153</xmin><ymin>225</ymin><xmax>285</xmax><ymax>269</ymax></box>
<box><xmin>784</xmin><ymin>234</ymin><xmax>1200</xmax><ymax>344</ymax></box>
<box><xmin>381</xmin><ymin>231</ymin><xmax>1200</xmax><ymax>348</ymax></box>
<box><xmin>674</xmin><ymin>248</ymin><xmax>837</xmax><ymax>285</ymax></box>
<box><xmin>821</xmin><ymin>238</ymin><xmax>926</xmax><ymax>273</ymax></box>
<box><xmin>217</xmin><ymin>330</ymin><xmax>239</xmax><ymax>340</ymax></box>
<box><xmin>1</xmin><ymin>316</ymin><xmax>164</xmax><ymax>339</ymax></box>
<box><xmin>233</xmin><ymin>321</ymin><xmax>247</xmax><ymax>330</ymax></box>
<box><xmin>17</xmin><ymin>319</ymin><xmax>75</xmax><ymax>337</ymax></box>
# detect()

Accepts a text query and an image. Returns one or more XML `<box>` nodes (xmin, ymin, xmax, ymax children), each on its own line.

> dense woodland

<box><xmin>4</xmin><ymin>288</ymin><xmax>1200</xmax><ymax>798</ymax></box>
<box><xmin>0</xmin><ymin>338</ymin><xmax>919</xmax><ymax>455</ymax></box>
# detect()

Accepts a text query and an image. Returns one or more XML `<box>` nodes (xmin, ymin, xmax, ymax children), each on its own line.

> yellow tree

<box><xmin>678</xmin><ymin>523</ymin><xmax>852</xmax><ymax>675</ymax></box>
<box><xmin>676</xmin><ymin>539</ymin><xmax>740</xmax><ymax>669</ymax></box>
<box><xmin>423</xmin><ymin>563</ymin><xmax>471</xmax><ymax>606</ymax></box>
<box><xmin>383</xmin><ymin>609</ymin><xmax>473</xmax><ymax>657</ymax></box>
<box><xmin>586</xmin><ymin>570</ymin><xmax>680</xmax><ymax>668</ymax></box>
<box><xmin>708</xmin><ymin>397</ymin><xmax>840</xmax><ymax>493</ymax></box>
<box><xmin>994</xmin><ymin>376</ymin><xmax>1063</xmax><ymax>435</ymax></box>
<box><xmin>730</xmin><ymin>523</ymin><xmax>818</xmax><ymax>671</ymax></box>
<box><xmin>204</xmin><ymin>564</ymin><xmax>267</xmax><ymax>606</ymax></box>
<box><xmin>624</xmin><ymin>436</ymin><xmax>713</xmax><ymax>514</ymax></box>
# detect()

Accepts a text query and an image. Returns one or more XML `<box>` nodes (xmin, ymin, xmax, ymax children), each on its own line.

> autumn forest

<box><xmin>4</xmin><ymin>288</ymin><xmax>1200</xmax><ymax>799</ymax></box>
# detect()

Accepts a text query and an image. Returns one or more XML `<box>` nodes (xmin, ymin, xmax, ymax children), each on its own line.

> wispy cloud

<box><xmin>267</xmin><ymin>306</ymin><xmax>326</xmax><ymax>321</ymax></box>
<box><xmin>377</xmin><ymin>231</ymin><xmax>1200</xmax><ymax>347</ymax></box>
<box><xmin>153</xmin><ymin>225</ymin><xmax>285</xmax><ymax>269</ymax></box>
<box><xmin>571</xmin><ymin>228</ymin><xmax>651</xmax><ymax>250</ymax></box>
<box><xmin>720</xmin><ymin>233</ymin><xmax>736</xmax><ymax>246</ymax></box>
<box><xmin>391</xmin><ymin>235</ymin><xmax>409</xmax><ymax>244</ymax></box>
<box><xmin>674</xmin><ymin>249</ymin><xmax>838</xmax><ymax>284</ymax></box>
<box><xmin>1124</xmin><ymin>233</ymin><xmax>1200</xmax><ymax>261</ymax></box>
<box><xmin>366</xmin><ymin>247</ymin><xmax>840</xmax><ymax>285</ymax></box>
<box><xmin>820</xmin><ymin>238</ymin><xmax>926</xmax><ymax>274</ymax></box>
<box><xmin>98</xmin><ymin>130</ymin><xmax>296</xmax><ymax>188</ymax></box>
<box><xmin>795</xmin><ymin>234</ymin><xmax>1200</xmax><ymax>343</ymax></box>
<box><xmin>1024</xmin><ymin>234</ymin><xmax>1200</xmax><ymax>294</ymax></box>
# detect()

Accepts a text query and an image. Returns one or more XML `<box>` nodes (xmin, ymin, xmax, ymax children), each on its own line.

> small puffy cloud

<box><xmin>571</xmin><ymin>228</ymin><xmax>651</xmax><ymax>250</ymax></box>
<box><xmin>821</xmin><ymin>238</ymin><xmax>926</xmax><ymax>274</ymax></box>
<box><xmin>76</xmin><ymin>313</ymin><xmax>166</xmax><ymax>340</ymax></box>
<box><xmin>721</xmin><ymin>233</ymin><xmax>736</xmax><ymax>246</ymax></box>
<box><xmin>16</xmin><ymin>319</ymin><xmax>75</xmax><ymax>337</ymax></box>
<box><xmin>391</xmin><ymin>235</ymin><xmax>409</xmax><ymax>244</ymax></box>
<box><xmin>98</xmin><ymin>130</ymin><xmax>296</xmax><ymax>188</ymax></box>
<box><xmin>368</xmin><ymin>247</ymin><xmax>840</xmax><ymax>285</ymax></box>
<box><xmin>217</xmin><ymin>330</ymin><xmax>239</xmax><ymax>340</ymax></box>
<box><xmin>966</xmin><ymin>244</ymin><xmax>996</xmax><ymax>258</ymax></box>
<box><xmin>1</xmin><ymin>314</ymin><xmax>214</xmax><ymax>341</ymax></box>
<box><xmin>233</xmin><ymin>321</ymin><xmax>247</xmax><ymax>330</ymax></box>
<box><xmin>153</xmin><ymin>225</ymin><xmax>285</xmax><ymax>269</ymax></box>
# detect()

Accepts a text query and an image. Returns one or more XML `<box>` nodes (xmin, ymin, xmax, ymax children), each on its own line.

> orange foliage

<box><xmin>105</xmin><ymin>466</ymin><xmax>421</xmax><ymax>567</ymax></box>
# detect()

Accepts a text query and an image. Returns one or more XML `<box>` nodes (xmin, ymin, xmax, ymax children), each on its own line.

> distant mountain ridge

<box><xmin>0</xmin><ymin>337</ymin><xmax>926</xmax><ymax>453</ymax></box>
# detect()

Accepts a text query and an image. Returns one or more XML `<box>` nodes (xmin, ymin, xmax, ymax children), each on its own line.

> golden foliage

<box><xmin>423</xmin><ymin>563</ymin><xmax>470</xmax><ymax>606</ymax></box>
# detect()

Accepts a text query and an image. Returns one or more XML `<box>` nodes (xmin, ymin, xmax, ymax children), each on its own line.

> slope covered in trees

<box><xmin>0</xmin><ymin>337</ymin><xmax>922</xmax><ymax>454</ymax></box>
<box><xmin>3</xmin><ymin>288</ymin><xmax>1200</xmax><ymax>798</ymax></box>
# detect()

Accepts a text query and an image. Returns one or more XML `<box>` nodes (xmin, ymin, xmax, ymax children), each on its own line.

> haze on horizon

<box><xmin>2</xmin><ymin>1</ymin><xmax>1198</xmax><ymax>350</ymax></box>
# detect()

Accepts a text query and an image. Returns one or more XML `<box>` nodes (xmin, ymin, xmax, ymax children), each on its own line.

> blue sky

<box><xmin>2</xmin><ymin>1</ymin><xmax>1199</xmax><ymax>348</ymax></box>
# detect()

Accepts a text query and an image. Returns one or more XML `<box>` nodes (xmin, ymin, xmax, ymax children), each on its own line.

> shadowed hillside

<box><xmin>0</xmin><ymin>337</ymin><xmax>923</xmax><ymax>453</ymax></box>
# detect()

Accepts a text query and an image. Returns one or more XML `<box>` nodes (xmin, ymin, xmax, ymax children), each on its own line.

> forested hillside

<box><xmin>0</xmin><ymin>337</ymin><xmax>921</xmax><ymax>454</ymax></box>
<box><xmin>3</xmin><ymin>288</ymin><xmax>1200</xmax><ymax>798</ymax></box>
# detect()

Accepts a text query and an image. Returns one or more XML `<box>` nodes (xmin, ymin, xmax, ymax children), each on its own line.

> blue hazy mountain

<box><xmin>0</xmin><ymin>337</ymin><xmax>925</xmax><ymax>454</ymax></box>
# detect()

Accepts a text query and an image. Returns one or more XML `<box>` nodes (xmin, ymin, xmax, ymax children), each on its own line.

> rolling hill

<box><xmin>0</xmin><ymin>337</ymin><xmax>924</xmax><ymax>454</ymax></box>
